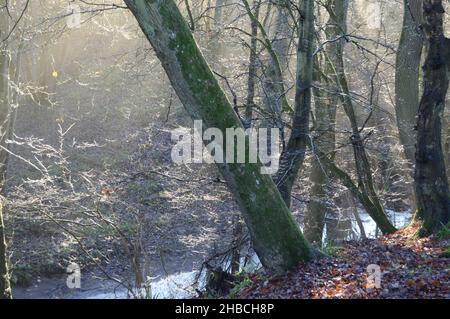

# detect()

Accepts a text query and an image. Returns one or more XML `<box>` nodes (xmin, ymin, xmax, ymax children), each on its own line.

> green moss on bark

<box><xmin>125</xmin><ymin>0</ymin><xmax>311</xmax><ymax>273</ymax></box>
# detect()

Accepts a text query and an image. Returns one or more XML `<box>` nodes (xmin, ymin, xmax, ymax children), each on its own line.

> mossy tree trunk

<box><xmin>414</xmin><ymin>0</ymin><xmax>450</xmax><ymax>235</ymax></box>
<box><xmin>124</xmin><ymin>0</ymin><xmax>311</xmax><ymax>273</ymax></box>
<box><xmin>324</xmin><ymin>157</ymin><xmax>396</xmax><ymax>234</ymax></box>
<box><xmin>320</xmin><ymin>1</ymin><xmax>396</xmax><ymax>235</ymax></box>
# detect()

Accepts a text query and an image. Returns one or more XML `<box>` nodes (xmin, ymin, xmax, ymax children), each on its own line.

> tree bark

<box><xmin>302</xmin><ymin>0</ymin><xmax>395</xmax><ymax>236</ymax></box>
<box><xmin>245</xmin><ymin>0</ymin><xmax>260</xmax><ymax>122</ymax></box>
<box><xmin>395</xmin><ymin>0</ymin><xmax>424</xmax><ymax>166</ymax></box>
<box><xmin>275</xmin><ymin>0</ymin><xmax>314</xmax><ymax>208</ymax></box>
<box><xmin>213</xmin><ymin>0</ymin><xmax>226</xmax><ymax>32</ymax></box>
<box><xmin>322</xmin><ymin>1</ymin><xmax>396</xmax><ymax>234</ymax></box>
<box><xmin>241</xmin><ymin>0</ymin><xmax>291</xmax><ymax>117</ymax></box>
<box><xmin>303</xmin><ymin>0</ymin><xmax>344</xmax><ymax>245</ymax></box>
<box><xmin>0</xmin><ymin>202</ymin><xmax>11</xmax><ymax>299</ymax></box>
<box><xmin>414</xmin><ymin>0</ymin><xmax>450</xmax><ymax>235</ymax></box>
<box><xmin>317</xmin><ymin>152</ymin><xmax>396</xmax><ymax>234</ymax></box>
<box><xmin>261</xmin><ymin>1</ymin><xmax>291</xmax><ymax>124</ymax></box>
<box><xmin>124</xmin><ymin>0</ymin><xmax>311</xmax><ymax>273</ymax></box>
<box><xmin>0</xmin><ymin>3</ymin><xmax>12</xmax><ymax>299</ymax></box>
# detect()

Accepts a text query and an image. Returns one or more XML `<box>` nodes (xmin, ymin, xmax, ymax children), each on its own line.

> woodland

<box><xmin>0</xmin><ymin>0</ymin><xmax>449</xmax><ymax>299</ymax></box>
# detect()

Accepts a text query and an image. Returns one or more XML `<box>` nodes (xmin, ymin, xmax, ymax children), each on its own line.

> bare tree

<box><xmin>275</xmin><ymin>0</ymin><xmax>315</xmax><ymax>208</ymax></box>
<box><xmin>0</xmin><ymin>1</ymin><xmax>12</xmax><ymax>299</ymax></box>
<box><xmin>303</xmin><ymin>0</ymin><xmax>344</xmax><ymax>245</ymax></box>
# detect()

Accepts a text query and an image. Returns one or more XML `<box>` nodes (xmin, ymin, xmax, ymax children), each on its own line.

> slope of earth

<box><xmin>239</xmin><ymin>225</ymin><xmax>450</xmax><ymax>299</ymax></box>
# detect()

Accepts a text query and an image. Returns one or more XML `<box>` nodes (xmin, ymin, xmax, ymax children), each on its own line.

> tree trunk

<box><xmin>207</xmin><ymin>0</ymin><xmax>228</xmax><ymax>64</ymax></box>
<box><xmin>304</xmin><ymin>156</ymin><xmax>329</xmax><ymax>245</ymax></box>
<box><xmin>271</xmin><ymin>1</ymin><xmax>290</xmax><ymax>71</ymax></box>
<box><xmin>124</xmin><ymin>0</ymin><xmax>311</xmax><ymax>273</ymax></box>
<box><xmin>303</xmin><ymin>0</ymin><xmax>343</xmax><ymax>245</ymax></box>
<box><xmin>323</xmin><ymin>1</ymin><xmax>396</xmax><ymax>234</ymax></box>
<box><xmin>241</xmin><ymin>0</ymin><xmax>291</xmax><ymax>119</ymax></box>
<box><xmin>0</xmin><ymin>202</ymin><xmax>11</xmax><ymax>299</ymax></box>
<box><xmin>414</xmin><ymin>0</ymin><xmax>450</xmax><ymax>235</ymax></box>
<box><xmin>395</xmin><ymin>0</ymin><xmax>424</xmax><ymax>166</ymax></box>
<box><xmin>261</xmin><ymin>1</ymin><xmax>291</xmax><ymax>124</ymax></box>
<box><xmin>395</xmin><ymin>0</ymin><xmax>424</xmax><ymax>209</ymax></box>
<box><xmin>444</xmin><ymin>105</ymin><xmax>450</xmax><ymax>183</ymax></box>
<box><xmin>348</xmin><ymin>192</ymin><xmax>366</xmax><ymax>240</ymax></box>
<box><xmin>245</xmin><ymin>0</ymin><xmax>260</xmax><ymax>122</ymax></box>
<box><xmin>318</xmin><ymin>152</ymin><xmax>396</xmax><ymax>234</ymax></box>
<box><xmin>0</xmin><ymin>4</ymin><xmax>12</xmax><ymax>299</ymax></box>
<box><xmin>213</xmin><ymin>0</ymin><xmax>226</xmax><ymax>32</ymax></box>
<box><xmin>275</xmin><ymin>0</ymin><xmax>314</xmax><ymax>207</ymax></box>
<box><xmin>302</xmin><ymin>0</ymin><xmax>396</xmax><ymax>235</ymax></box>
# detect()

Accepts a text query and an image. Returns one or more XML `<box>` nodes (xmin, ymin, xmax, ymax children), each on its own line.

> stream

<box><xmin>13</xmin><ymin>210</ymin><xmax>412</xmax><ymax>299</ymax></box>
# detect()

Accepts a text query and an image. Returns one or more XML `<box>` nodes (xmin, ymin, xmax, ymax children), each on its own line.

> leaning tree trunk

<box><xmin>330</xmin><ymin>7</ymin><xmax>395</xmax><ymax>234</ymax></box>
<box><xmin>414</xmin><ymin>0</ymin><xmax>450</xmax><ymax>235</ymax></box>
<box><xmin>395</xmin><ymin>0</ymin><xmax>424</xmax><ymax>167</ymax></box>
<box><xmin>124</xmin><ymin>0</ymin><xmax>311</xmax><ymax>273</ymax></box>
<box><xmin>275</xmin><ymin>0</ymin><xmax>314</xmax><ymax>208</ymax></box>
<box><xmin>309</xmin><ymin>0</ymin><xmax>396</xmax><ymax>235</ymax></box>
<box><xmin>334</xmin><ymin>52</ymin><xmax>396</xmax><ymax>235</ymax></box>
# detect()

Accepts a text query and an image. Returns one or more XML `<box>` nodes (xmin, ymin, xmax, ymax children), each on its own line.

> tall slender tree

<box><xmin>395</xmin><ymin>0</ymin><xmax>424</xmax><ymax>166</ymax></box>
<box><xmin>0</xmin><ymin>1</ymin><xmax>12</xmax><ymax>299</ymax></box>
<box><xmin>414</xmin><ymin>0</ymin><xmax>450</xmax><ymax>235</ymax></box>
<box><xmin>260</xmin><ymin>1</ymin><xmax>291</xmax><ymax>126</ymax></box>
<box><xmin>244</xmin><ymin>0</ymin><xmax>260</xmax><ymax>122</ymax></box>
<box><xmin>303</xmin><ymin>0</ymin><xmax>345</xmax><ymax>244</ymax></box>
<box><xmin>0</xmin><ymin>203</ymin><xmax>11</xmax><ymax>299</ymax></box>
<box><xmin>326</xmin><ymin>1</ymin><xmax>395</xmax><ymax>234</ymax></box>
<box><xmin>304</xmin><ymin>0</ymin><xmax>396</xmax><ymax>235</ymax></box>
<box><xmin>275</xmin><ymin>0</ymin><xmax>315</xmax><ymax>207</ymax></box>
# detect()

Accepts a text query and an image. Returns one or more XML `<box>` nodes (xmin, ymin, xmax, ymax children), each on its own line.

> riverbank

<box><xmin>238</xmin><ymin>225</ymin><xmax>450</xmax><ymax>299</ymax></box>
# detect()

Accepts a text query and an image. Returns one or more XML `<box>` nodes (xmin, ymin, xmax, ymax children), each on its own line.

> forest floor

<box><xmin>238</xmin><ymin>225</ymin><xmax>450</xmax><ymax>299</ymax></box>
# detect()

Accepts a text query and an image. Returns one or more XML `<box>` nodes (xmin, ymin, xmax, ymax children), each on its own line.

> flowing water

<box><xmin>13</xmin><ymin>210</ymin><xmax>413</xmax><ymax>299</ymax></box>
